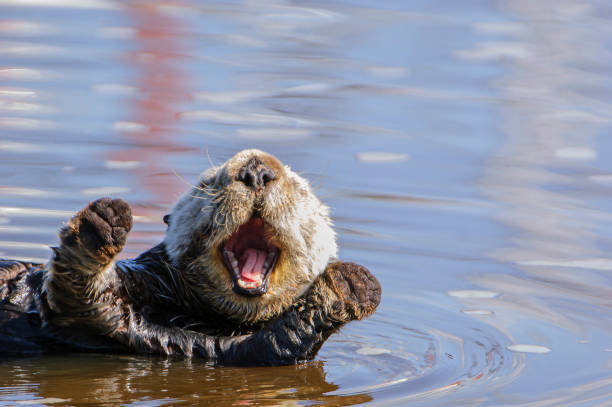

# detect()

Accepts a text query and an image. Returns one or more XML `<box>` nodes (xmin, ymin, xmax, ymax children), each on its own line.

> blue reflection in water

<box><xmin>0</xmin><ymin>0</ymin><xmax>611</xmax><ymax>406</ymax></box>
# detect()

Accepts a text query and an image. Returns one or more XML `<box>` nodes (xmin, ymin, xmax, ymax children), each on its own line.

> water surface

<box><xmin>1</xmin><ymin>0</ymin><xmax>611</xmax><ymax>406</ymax></box>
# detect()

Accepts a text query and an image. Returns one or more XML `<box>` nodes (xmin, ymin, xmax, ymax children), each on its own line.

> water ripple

<box><xmin>318</xmin><ymin>301</ymin><xmax>521</xmax><ymax>406</ymax></box>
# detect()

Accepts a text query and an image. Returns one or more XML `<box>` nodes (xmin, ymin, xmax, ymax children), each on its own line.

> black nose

<box><xmin>237</xmin><ymin>157</ymin><xmax>276</xmax><ymax>189</ymax></box>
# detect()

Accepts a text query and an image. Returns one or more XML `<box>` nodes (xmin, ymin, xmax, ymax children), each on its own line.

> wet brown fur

<box><xmin>1</xmin><ymin>150</ymin><xmax>381</xmax><ymax>364</ymax></box>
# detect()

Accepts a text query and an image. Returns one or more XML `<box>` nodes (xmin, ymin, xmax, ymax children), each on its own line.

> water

<box><xmin>1</xmin><ymin>0</ymin><xmax>611</xmax><ymax>405</ymax></box>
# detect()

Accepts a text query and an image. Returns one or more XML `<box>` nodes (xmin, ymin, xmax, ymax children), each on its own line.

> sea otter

<box><xmin>0</xmin><ymin>149</ymin><xmax>380</xmax><ymax>365</ymax></box>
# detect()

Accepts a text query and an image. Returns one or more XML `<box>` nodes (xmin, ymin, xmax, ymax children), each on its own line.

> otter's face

<box><xmin>163</xmin><ymin>149</ymin><xmax>337</xmax><ymax>323</ymax></box>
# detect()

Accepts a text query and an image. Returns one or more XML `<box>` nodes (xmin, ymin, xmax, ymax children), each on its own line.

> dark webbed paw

<box><xmin>61</xmin><ymin>198</ymin><xmax>133</xmax><ymax>261</ymax></box>
<box><xmin>323</xmin><ymin>262</ymin><xmax>381</xmax><ymax>322</ymax></box>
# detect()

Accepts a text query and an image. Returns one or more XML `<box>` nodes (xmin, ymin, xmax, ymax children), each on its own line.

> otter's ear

<box><xmin>163</xmin><ymin>214</ymin><xmax>171</xmax><ymax>226</ymax></box>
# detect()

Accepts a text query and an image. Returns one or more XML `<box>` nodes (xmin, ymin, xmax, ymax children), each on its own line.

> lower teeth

<box><xmin>237</xmin><ymin>278</ymin><xmax>261</xmax><ymax>289</ymax></box>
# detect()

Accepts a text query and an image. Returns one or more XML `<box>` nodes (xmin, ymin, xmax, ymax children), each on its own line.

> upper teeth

<box><xmin>263</xmin><ymin>251</ymin><xmax>275</xmax><ymax>269</ymax></box>
<box><xmin>224</xmin><ymin>250</ymin><xmax>240</xmax><ymax>274</ymax></box>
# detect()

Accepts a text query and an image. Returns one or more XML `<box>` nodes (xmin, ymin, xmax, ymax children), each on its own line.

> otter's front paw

<box><xmin>61</xmin><ymin>198</ymin><xmax>133</xmax><ymax>261</ymax></box>
<box><xmin>323</xmin><ymin>262</ymin><xmax>381</xmax><ymax>322</ymax></box>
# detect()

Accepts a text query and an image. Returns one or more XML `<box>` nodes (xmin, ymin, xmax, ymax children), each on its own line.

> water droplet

<box><xmin>462</xmin><ymin>309</ymin><xmax>494</xmax><ymax>316</ymax></box>
<box><xmin>507</xmin><ymin>344</ymin><xmax>551</xmax><ymax>354</ymax></box>
<box><xmin>555</xmin><ymin>147</ymin><xmax>596</xmax><ymax>160</ymax></box>
<box><xmin>80</xmin><ymin>187</ymin><xmax>130</xmax><ymax>196</ymax></box>
<box><xmin>105</xmin><ymin>160</ymin><xmax>142</xmax><ymax>170</ymax></box>
<box><xmin>355</xmin><ymin>347</ymin><xmax>392</xmax><ymax>356</ymax></box>
<box><xmin>356</xmin><ymin>152</ymin><xmax>408</xmax><ymax>163</ymax></box>
<box><xmin>448</xmin><ymin>290</ymin><xmax>500</xmax><ymax>299</ymax></box>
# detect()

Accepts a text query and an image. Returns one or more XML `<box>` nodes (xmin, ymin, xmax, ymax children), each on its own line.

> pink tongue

<box><xmin>240</xmin><ymin>248</ymin><xmax>267</xmax><ymax>282</ymax></box>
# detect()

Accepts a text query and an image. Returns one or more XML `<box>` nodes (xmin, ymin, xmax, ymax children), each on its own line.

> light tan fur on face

<box><xmin>163</xmin><ymin>149</ymin><xmax>337</xmax><ymax>323</ymax></box>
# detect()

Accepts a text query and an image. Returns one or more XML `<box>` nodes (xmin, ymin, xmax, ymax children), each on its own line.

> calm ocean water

<box><xmin>1</xmin><ymin>0</ymin><xmax>611</xmax><ymax>406</ymax></box>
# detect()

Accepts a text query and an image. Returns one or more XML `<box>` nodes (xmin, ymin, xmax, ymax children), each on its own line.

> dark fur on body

<box><xmin>0</xmin><ymin>151</ymin><xmax>381</xmax><ymax>365</ymax></box>
<box><xmin>0</xmin><ymin>249</ymin><xmax>379</xmax><ymax>364</ymax></box>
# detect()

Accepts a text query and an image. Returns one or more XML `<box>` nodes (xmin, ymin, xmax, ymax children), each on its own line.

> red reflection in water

<box><xmin>111</xmin><ymin>2</ymin><xmax>193</xmax><ymax>252</ymax></box>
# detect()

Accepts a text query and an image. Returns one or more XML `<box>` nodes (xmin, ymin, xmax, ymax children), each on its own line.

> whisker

<box><xmin>205</xmin><ymin>145</ymin><xmax>217</xmax><ymax>168</ymax></box>
<box><xmin>169</xmin><ymin>166</ymin><xmax>209</xmax><ymax>193</ymax></box>
<box><xmin>189</xmin><ymin>194</ymin><xmax>212</xmax><ymax>201</ymax></box>
<box><xmin>199</xmin><ymin>187</ymin><xmax>221</xmax><ymax>197</ymax></box>
<box><xmin>309</xmin><ymin>166</ymin><xmax>329</xmax><ymax>190</ymax></box>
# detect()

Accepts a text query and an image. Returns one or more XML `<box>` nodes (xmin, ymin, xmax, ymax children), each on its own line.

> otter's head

<box><xmin>163</xmin><ymin>149</ymin><xmax>337</xmax><ymax>323</ymax></box>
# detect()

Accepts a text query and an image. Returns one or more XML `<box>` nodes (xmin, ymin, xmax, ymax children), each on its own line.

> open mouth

<box><xmin>221</xmin><ymin>217</ymin><xmax>280</xmax><ymax>296</ymax></box>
